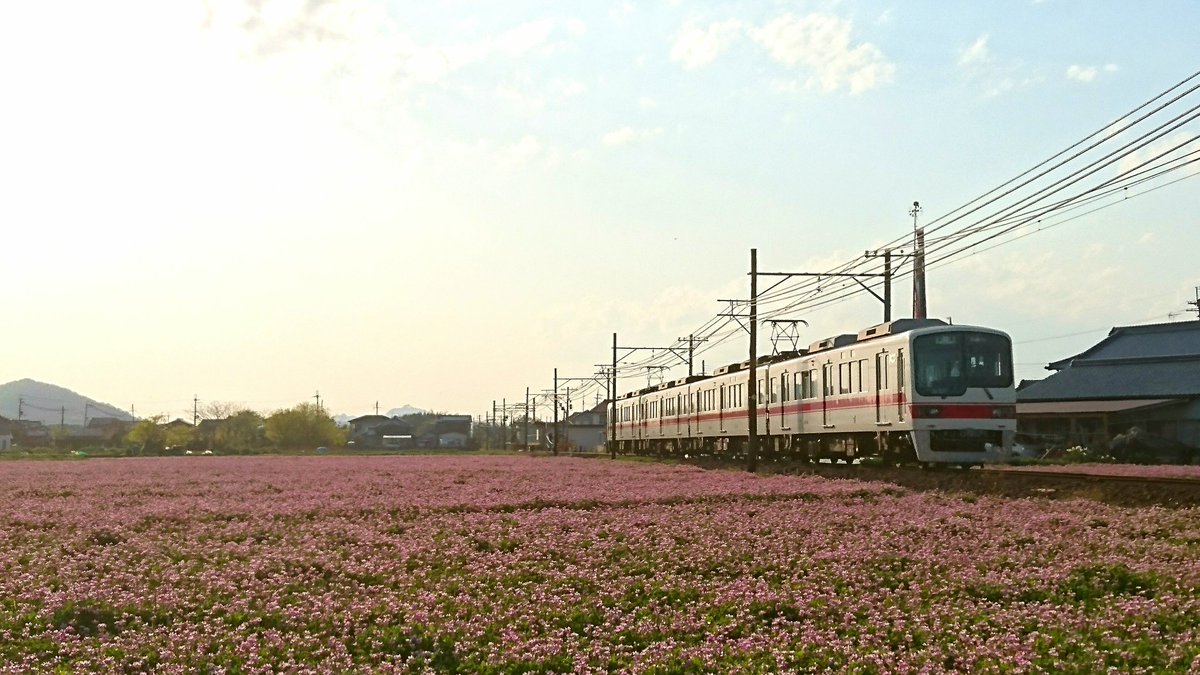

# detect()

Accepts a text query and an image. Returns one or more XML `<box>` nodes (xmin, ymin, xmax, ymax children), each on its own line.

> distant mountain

<box><xmin>0</xmin><ymin>379</ymin><xmax>132</xmax><ymax>426</ymax></box>
<box><xmin>332</xmin><ymin>404</ymin><xmax>430</xmax><ymax>426</ymax></box>
<box><xmin>386</xmin><ymin>405</ymin><xmax>428</xmax><ymax>418</ymax></box>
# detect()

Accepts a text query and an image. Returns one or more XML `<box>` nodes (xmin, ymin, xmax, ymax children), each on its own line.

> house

<box><xmin>1017</xmin><ymin>320</ymin><xmax>1200</xmax><ymax>456</ymax></box>
<box><xmin>347</xmin><ymin>415</ymin><xmax>413</xmax><ymax>449</ymax></box>
<box><xmin>11</xmin><ymin>420</ymin><xmax>50</xmax><ymax>447</ymax></box>
<box><xmin>565</xmin><ymin>402</ymin><xmax>608</xmax><ymax>452</ymax></box>
<box><xmin>433</xmin><ymin>415</ymin><xmax>472</xmax><ymax>449</ymax></box>
<box><xmin>0</xmin><ymin>416</ymin><xmax>12</xmax><ymax>451</ymax></box>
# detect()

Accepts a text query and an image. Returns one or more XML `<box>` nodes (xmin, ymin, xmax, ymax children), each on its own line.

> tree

<box><xmin>265</xmin><ymin>403</ymin><xmax>345</xmax><ymax>449</ymax></box>
<box><xmin>127</xmin><ymin>415</ymin><xmax>167</xmax><ymax>454</ymax></box>
<box><xmin>215</xmin><ymin>410</ymin><xmax>266</xmax><ymax>452</ymax></box>
<box><xmin>165</xmin><ymin>424</ymin><xmax>195</xmax><ymax>452</ymax></box>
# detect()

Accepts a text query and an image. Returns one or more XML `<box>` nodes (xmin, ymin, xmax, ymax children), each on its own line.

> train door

<box><xmin>875</xmin><ymin>352</ymin><xmax>887</xmax><ymax>424</ymax></box>
<box><xmin>821</xmin><ymin>363</ymin><xmax>833</xmax><ymax>427</ymax></box>
<box><xmin>896</xmin><ymin>349</ymin><xmax>906</xmax><ymax>422</ymax></box>
<box><xmin>719</xmin><ymin>385</ymin><xmax>726</xmax><ymax>433</ymax></box>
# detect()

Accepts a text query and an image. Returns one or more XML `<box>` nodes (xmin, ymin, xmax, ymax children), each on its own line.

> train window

<box><xmin>857</xmin><ymin>360</ymin><xmax>866</xmax><ymax>392</ymax></box>
<box><xmin>781</xmin><ymin>374</ymin><xmax>790</xmax><ymax>402</ymax></box>
<box><xmin>769</xmin><ymin>377</ymin><xmax>778</xmax><ymax>404</ymax></box>
<box><xmin>758</xmin><ymin>378</ymin><xmax>764</xmax><ymax>403</ymax></box>
<box><xmin>876</xmin><ymin>353</ymin><xmax>888</xmax><ymax>390</ymax></box>
<box><xmin>822</xmin><ymin>364</ymin><xmax>834</xmax><ymax>396</ymax></box>
<box><xmin>839</xmin><ymin>363</ymin><xmax>852</xmax><ymax>394</ymax></box>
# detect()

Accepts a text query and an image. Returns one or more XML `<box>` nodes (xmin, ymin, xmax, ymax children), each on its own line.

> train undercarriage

<box><xmin>610</xmin><ymin>428</ymin><xmax>1005</xmax><ymax>466</ymax></box>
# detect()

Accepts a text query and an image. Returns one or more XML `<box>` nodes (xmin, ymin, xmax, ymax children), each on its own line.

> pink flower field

<box><xmin>1</xmin><ymin>455</ymin><xmax>1197</xmax><ymax>673</ymax></box>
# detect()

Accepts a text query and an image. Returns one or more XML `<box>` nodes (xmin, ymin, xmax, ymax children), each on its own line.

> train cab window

<box><xmin>913</xmin><ymin>332</ymin><xmax>1013</xmax><ymax>396</ymax></box>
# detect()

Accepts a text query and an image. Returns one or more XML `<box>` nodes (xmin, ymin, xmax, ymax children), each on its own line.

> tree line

<box><xmin>126</xmin><ymin>402</ymin><xmax>345</xmax><ymax>454</ymax></box>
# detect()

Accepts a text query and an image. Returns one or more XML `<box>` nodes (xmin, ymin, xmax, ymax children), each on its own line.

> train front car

<box><xmin>906</xmin><ymin>325</ymin><xmax>1015</xmax><ymax>464</ymax></box>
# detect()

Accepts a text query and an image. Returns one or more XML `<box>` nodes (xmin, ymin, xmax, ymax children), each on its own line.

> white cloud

<box><xmin>1066</xmin><ymin>64</ymin><xmax>1097</xmax><ymax>82</ymax></box>
<box><xmin>562</xmin><ymin>80</ymin><xmax>588</xmax><ymax>97</ymax></box>
<box><xmin>602</xmin><ymin>127</ymin><xmax>636</xmax><ymax>146</ymax></box>
<box><xmin>1066</xmin><ymin>63</ymin><xmax>1118</xmax><ymax>83</ymax></box>
<box><xmin>1138</xmin><ymin>232</ymin><xmax>1156</xmax><ymax>245</ymax></box>
<box><xmin>958</xmin><ymin>34</ymin><xmax>989</xmax><ymax>68</ymax></box>
<box><xmin>670</xmin><ymin>19</ymin><xmax>745</xmax><ymax>70</ymax></box>
<box><xmin>639</xmin><ymin>96</ymin><xmax>659</xmax><ymax>109</ymax></box>
<box><xmin>748</xmin><ymin>14</ymin><xmax>895</xmax><ymax>94</ymax></box>
<box><xmin>602</xmin><ymin>126</ymin><xmax>663</xmax><ymax>146</ymax></box>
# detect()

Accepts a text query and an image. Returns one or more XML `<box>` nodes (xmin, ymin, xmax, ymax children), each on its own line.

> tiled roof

<box><xmin>1019</xmin><ymin>360</ymin><xmax>1200</xmax><ymax>401</ymax></box>
<box><xmin>1049</xmin><ymin>320</ymin><xmax>1200</xmax><ymax>369</ymax></box>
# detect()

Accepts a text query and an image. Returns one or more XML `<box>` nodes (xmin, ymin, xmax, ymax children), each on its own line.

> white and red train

<box><xmin>609</xmin><ymin>318</ymin><xmax>1015</xmax><ymax>464</ymax></box>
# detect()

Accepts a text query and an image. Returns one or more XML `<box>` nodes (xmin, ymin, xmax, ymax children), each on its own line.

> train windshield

<box><xmin>913</xmin><ymin>331</ymin><xmax>1012</xmax><ymax>396</ymax></box>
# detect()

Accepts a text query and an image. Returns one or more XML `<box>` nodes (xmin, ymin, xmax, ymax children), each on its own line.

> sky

<box><xmin>2</xmin><ymin>0</ymin><xmax>1198</xmax><ymax>422</ymax></box>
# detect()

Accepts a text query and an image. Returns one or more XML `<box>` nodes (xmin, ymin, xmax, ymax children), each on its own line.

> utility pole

<box><xmin>676</xmin><ymin>334</ymin><xmax>708</xmax><ymax>377</ymax></box>
<box><xmin>314</xmin><ymin>391</ymin><xmax>322</xmax><ymax>412</ymax></box>
<box><xmin>611</xmin><ymin>332</ymin><xmax>617</xmax><ymax>459</ymax></box>
<box><xmin>748</xmin><ymin>248</ymin><xmax>759</xmax><ymax>473</ymax></box>
<box><xmin>61</xmin><ymin>406</ymin><xmax>65</xmax><ymax>427</ymax></box>
<box><xmin>552</xmin><ymin>369</ymin><xmax>559</xmax><ymax>456</ymax></box>
<box><xmin>864</xmin><ymin>247</ymin><xmax>915</xmax><ymax>323</ymax></box>
<box><xmin>83</xmin><ymin>403</ymin><xmax>90</xmax><ymax>426</ymax></box>
<box><xmin>524</xmin><ymin>387</ymin><xmax>530</xmax><ymax>451</ymax></box>
<box><xmin>194</xmin><ymin>395</ymin><xmax>199</xmax><ymax>426</ymax></box>
<box><xmin>492</xmin><ymin>400</ymin><xmax>497</xmax><ymax>452</ymax></box>
<box><xmin>1188</xmin><ymin>286</ymin><xmax>1200</xmax><ymax>320</ymax></box>
<box><xmin>375</xmin><ymin>401</ymin><xmax>380</xmax><ymax>416</ymax></box>
<box><xmin>502</xmin><ymin>397</ymin><xmax>507</xmax><ymax>450</ymax></box>
<box><xmin>911</xmin><ymin>201</ymin><xmax>928</xmax><ymax>319</ymax></box>
<box><xmin>18</xmin><ymin>397</ymin><xmax>23</xmax><ymax>422</ymax></box>
<box><xmin>130</xmin><ymin>405</ymin><xmax>135</xmax><ymax>422</ymax></box>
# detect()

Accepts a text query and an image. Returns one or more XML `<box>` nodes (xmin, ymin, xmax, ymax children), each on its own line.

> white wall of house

<box><xmin>0</xmin><ymin>434</ymin><xmax>12</xmax><ymax>451</ymax></box>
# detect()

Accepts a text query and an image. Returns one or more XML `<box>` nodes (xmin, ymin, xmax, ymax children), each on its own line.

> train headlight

<box><xmin>918</xmin><ymin>406</ymin><xmax>941</xmax><ymax>418</ymax></box>
<box><xmin>991</xmin><ymin>406</ymin><xmax>1015</xmax><ymax>418</ymax></box>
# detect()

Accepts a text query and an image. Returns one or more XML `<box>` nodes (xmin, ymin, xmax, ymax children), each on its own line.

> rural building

<box><xmin>565</xmin><ymin>403</ymin><xmax>608</xmax><ymax>452</ymax></box>
<box><xmin>348</xmin><ymin>415</ymin><xmax>414</xmax><ymax>448</ymax></box>
<box><xmin>0</xmin><ymin>416</ymin><xmax>12</xmax><ymax>451</ymax></box>
<box><xmin>434</xmin><ymin>415</ymin><xmax>472</xmax><ymax>448</ymax></box>
<box><xmin>1017</xmin><ymin>320</ymin><xmax>1200</xmax><ymax>455</ymax></box>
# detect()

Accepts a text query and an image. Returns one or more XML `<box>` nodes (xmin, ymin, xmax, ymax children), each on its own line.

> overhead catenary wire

<box><xmin>597</xmin><ymin>70</ymin><xmax>1200</xmax><ymax>390</ymax></box>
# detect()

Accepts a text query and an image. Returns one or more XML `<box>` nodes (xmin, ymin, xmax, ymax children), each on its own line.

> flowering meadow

<box><xmin>0</xmin><ymin>456</ymin><xmax>1197</xmax><ymax>673</ymax></box>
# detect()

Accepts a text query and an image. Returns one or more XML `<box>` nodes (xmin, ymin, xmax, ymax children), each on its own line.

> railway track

<box><xmin>671</xmin><ymin>457</ymin><xmax>1200</xmax><ymax>507</ymax></box>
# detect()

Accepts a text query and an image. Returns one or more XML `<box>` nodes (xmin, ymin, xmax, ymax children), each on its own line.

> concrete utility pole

<box><xmin>910</xmin><ymin>201</ymin><xmax>928</xmax><ymax>319</ymax></box>
<box><xmin>611</xmin><ymin>332</ymin><xmax>617</xmax><ymax>459</ymax></box>
<box><xmin>552</xmin><ymin>370</ymin><xmax>558</xmax><ymax>456</ymax></box>
<box><xmin>747</xmin><ymin>248</ymin><xmax>759</xmax><ymax>473</ymax></box>
<box><xmin>524</xmin><ymin>387</ymin><xmax>530</xmax><ymax>451</ymax></box>
<box><xmin>17</xmin><ymin>397</ymin><xmax>23</xmax><ymax>422</ymax></box>
<box><xmin>313</xmin><ymin>391</ymin><xmax>322</xmax><ymax>412</ymax></box>
<box><xmin>194</xmin><ymin>395</ymin><xmax>200</xmax><ymax>426</ymax></box>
